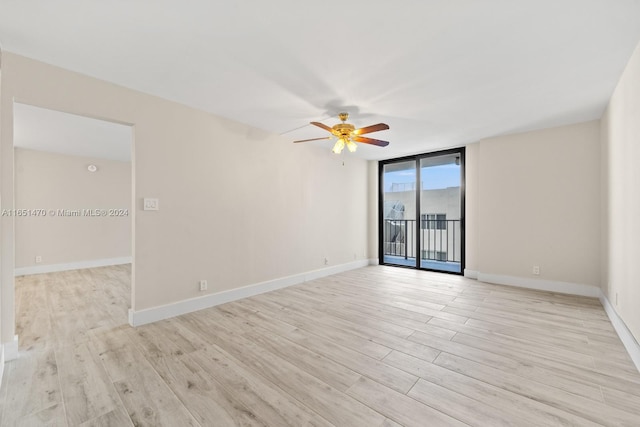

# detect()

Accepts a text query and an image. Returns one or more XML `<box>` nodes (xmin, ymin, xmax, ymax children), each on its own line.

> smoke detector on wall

<box><xmin>87</xmin><ymin>164</ymin><xmax>98</xmax><ymax>172</ymax></box>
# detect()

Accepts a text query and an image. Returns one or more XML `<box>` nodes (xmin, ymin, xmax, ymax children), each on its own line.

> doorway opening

<box><xmin>12</xmin><ymin>102</ymin><xmax>134</xmax><ymax>352</ymax></box>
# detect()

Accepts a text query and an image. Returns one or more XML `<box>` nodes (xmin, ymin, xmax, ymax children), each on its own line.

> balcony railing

<box><xmin>383</xmin><ymin>219</ymin><xmax>461</xmax><ymax>263</ymax></box>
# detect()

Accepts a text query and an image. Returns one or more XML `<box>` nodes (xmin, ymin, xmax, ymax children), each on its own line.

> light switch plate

<box><xmin>143</xmin><ymin>198</ymin><xmax>159</xmax><ymax>211</ymax></box>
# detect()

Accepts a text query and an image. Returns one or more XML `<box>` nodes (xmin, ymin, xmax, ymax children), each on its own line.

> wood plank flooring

<box><xmin>1</xmin><ymin>265</ymin><xmax>639</xmax><ymax>426</ymax></box>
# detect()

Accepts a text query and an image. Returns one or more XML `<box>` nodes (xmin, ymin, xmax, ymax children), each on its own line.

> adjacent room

<box><xmin>0</xmin><ymin>1</ymin><xmax>639</xmax><ymax>426</ymax></box>
<box><xmin>12</xmin><ymin>103</ymin><xmax>132</xmax><ymax>353</ymax></box>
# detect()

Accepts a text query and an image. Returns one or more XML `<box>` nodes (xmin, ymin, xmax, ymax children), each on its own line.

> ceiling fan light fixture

<box><xmin>346</xmin><ymin>139</ymin><xmax>357</xmax><ymax>153</ymax></box>
<box><xmin>332</xmin><ymin>138</ymin><xmax>345</xmax><ymax>154</ymax></box>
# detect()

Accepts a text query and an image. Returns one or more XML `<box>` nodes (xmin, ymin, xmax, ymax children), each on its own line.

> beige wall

<box><xmin>0</xmin><ymin>53</ymin><xmax>369</xmax><ymax>343</ymax></box>
<box><xmin>464</xmin><ymin>143</ymin><xmax>479</xmax><ymax>272</ymax></box>
<box><xmin>601</xmin><ymin>40</ymin><xmax>640</xmax><ymax>341</ymax></box>
<box><xmin>470</xmin><ymin>121</ymin><xmax>601</xmax><ymax>286</ymax></box>
<box><xmin>367</xmin><ymin>161</ymin><xmax>378</xmax><ymax>260</ymax></box>
<box><xmin>14</xmin><ymin>149</ymin><xmax>131</xmax><ymax>269</ymax></box>
<box><xmin>0</xmin><ymin>54</ymin><xmax>4</xmax><ymax>352</ymax></box>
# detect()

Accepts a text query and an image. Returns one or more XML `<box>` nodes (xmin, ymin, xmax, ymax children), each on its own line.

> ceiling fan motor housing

<box><xmin>333</xmin><ymin>122</ymin><xmax>355</xmax><ymax>137</ymax></box>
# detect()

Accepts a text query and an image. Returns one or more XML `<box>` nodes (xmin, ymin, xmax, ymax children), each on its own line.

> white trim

<box><xmin>599</xmin><ymin>291</ymin><xmax>640</xmax><ymax>373</ymax></box>
<box><xmin>129</xmin><ymin>259</ymin><xmax>370</xmax><ymax>327</ymax></box>
<box><xmin>464</xmin><ymin>269</ymin><xmax>478</xmax><ymax>279</ymax></box>
<box><xmin>15</xmin><ymin>257</ymin><xmax>132</xmax><ymax>276</ymax></box>
<box><xmin>3</xmin><ymin>335</ymin><xmax>19</xmax><ymax>361</ymax></box>
<box><xmin>0</xmin><ymin>344</ymin><xmax>5</xmax><ymax>385</ymax></box>
<box><xmin>476</xmin><ymin>272</ymin><xmax>600</xmax><ymax>298</ymax></box>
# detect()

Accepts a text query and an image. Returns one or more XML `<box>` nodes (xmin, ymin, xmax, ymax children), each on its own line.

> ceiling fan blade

<box><xmin>310</xmin><ymin>122</ymin><xmax>334</xmax><ymax>133</ymax></box>
<box><xmin>352</xmin><ymin>136</ymin><xmax>390</xmax><ymax>147</ymax></box>
<box><xmin>353</xmin><ymin>123</ymin><xmax>389</xmax><ymax>135</ymax></box>
<box><xmin>293</xmin><ymin>137</ymin><xmax>331</xmax><ymax>143</ymax></box>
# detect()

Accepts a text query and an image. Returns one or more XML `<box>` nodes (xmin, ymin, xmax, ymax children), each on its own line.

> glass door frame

<box><xmin>378</xmin><ymin>147</ymin><xmax>465</xmax><ymax>275</ymax></box>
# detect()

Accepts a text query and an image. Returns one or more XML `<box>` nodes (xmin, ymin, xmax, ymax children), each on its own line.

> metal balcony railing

<box><xmin>383</xmin><ymin>219</ymin><xmax>461</xmax><ymax>262</ymax></box>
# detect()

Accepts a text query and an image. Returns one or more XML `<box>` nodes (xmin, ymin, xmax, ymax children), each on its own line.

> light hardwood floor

<box><xmin>1</xmin><ymin>265</ymin><xmax>640</xmax><ymax>426</ymax></box>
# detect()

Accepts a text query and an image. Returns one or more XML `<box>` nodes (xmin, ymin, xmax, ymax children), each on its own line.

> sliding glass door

<box><xmin>380</xmin><ymin>160</ymin><xmax>418</xmax><ymax>267</ymax></box>
<box><xmin>419</xmin><ymin>153</ymin><xmax>462</xmax><ymax>273</ymax></box>
<box><xmin>379</xmin><ymin>148</ymin><xmax>464</xmax><ymax>274</ymax></box>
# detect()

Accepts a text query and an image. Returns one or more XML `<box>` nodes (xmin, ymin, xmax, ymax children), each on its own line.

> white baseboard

<box><xmin>15</xmin><ymin>257</ymin><xmax>132</xmax><ymax>276</ymax></box>
<box><xmin>599</xmin><ymin>291</ymin><xmax>640</xmax><ymax>373</ymax></box>
<box><xmin>0</xmin><ymin>344</ymin><xmax>5</xmax><ymax>386</ymax></box>
<box><xmin>1</xmin><ymin>337</ymin><xmax>19</xmax><ymax>387</ymax></box>
<box><xmin>464</xmin><ymin>269</ymin><xmax>478</xmax><ymax>279</ymax></box>
<box><xmin>476</xmin><ymin>272</ymin><xmax>600</xmax><ymax>298</ymax></box>
<box><xmin>2</xmin><ymin>335</ymin><xmax>19</xmax><ymax>361</ymax></box>
<box><xmin>129</xmin><ymin>259</ymin><xmax>371</xmax><ymax>327</ymax></box>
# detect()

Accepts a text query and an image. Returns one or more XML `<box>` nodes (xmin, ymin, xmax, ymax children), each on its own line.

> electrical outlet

<box><xmin>199</xmin><ymin>280</ymin><xmax>208</xmax><ymax>291</ymax></box>
<box><xmin>532</xmin><ymin>265</ymin><xmax>540</xmax><ymax>275</ymax></box>
<box><xmin>616</xmin><ymin>292</ymin><xmax>618</xmax><ymax>306</ymax></box>
<box><xmin>35</xmin><ymin>255</ymin><xmax>42</xmax><ymax>263</ymax></box>
<box><xmin>324</xmin><ymin>257</ymin><xmax>329</xmax><ymax>265</ymax></box>
<box><xmin>143</xmin><ymin>198</ymin><xmax>159</xmax><ymax>211</ymax></box>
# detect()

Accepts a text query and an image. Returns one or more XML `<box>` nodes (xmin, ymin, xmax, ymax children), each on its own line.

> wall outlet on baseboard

<box><xmin>532</xmin><ymin>265</ymin><xmax>540</xmax><ymax>275</ymax></box>
<box><xmin>35</xmin><ymin>256</ymin><xmax>42</xmax><ymax>263</ymax></box>
<box><xmin>199</xmin><ymin>280</ymin><xmax>208</xmax><ymax>291</ymax></box>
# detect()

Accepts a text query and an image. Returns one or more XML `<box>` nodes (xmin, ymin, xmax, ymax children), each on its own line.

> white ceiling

<box><xmin>2</xmin><ymin>0</ymin><xmax>640</xmax><ymax>160</ymax></box>
<box><xmin>13</xmin><ymin>103</ymin><xmax>132</xmax><ymax>162</ymax></box>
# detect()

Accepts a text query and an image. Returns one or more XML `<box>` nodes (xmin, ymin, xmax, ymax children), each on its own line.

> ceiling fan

<box><xmin>294</xmin><ymin>113</ymin><xmax>389</xmax><ymax>154</ymax></box>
